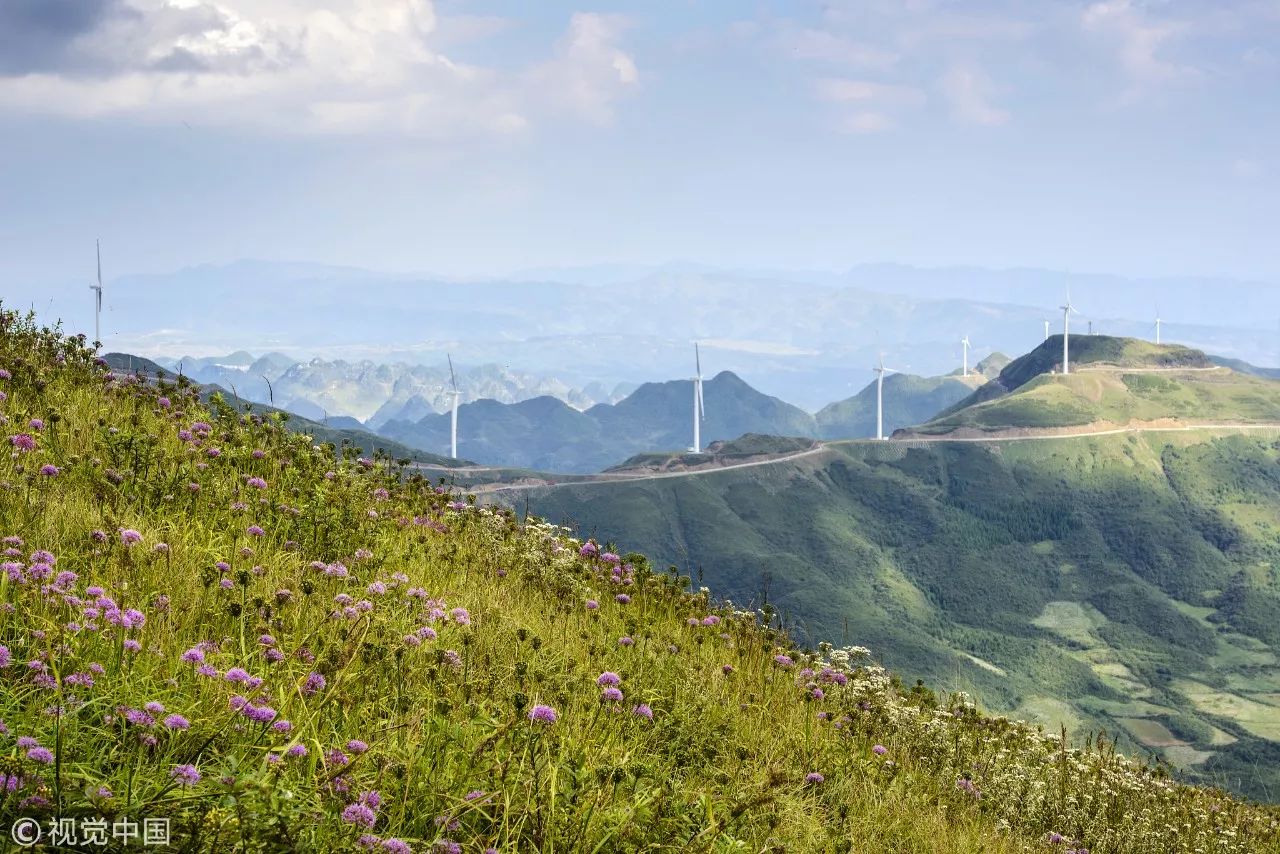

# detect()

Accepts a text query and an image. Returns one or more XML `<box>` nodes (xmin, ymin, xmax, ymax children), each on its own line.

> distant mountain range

<box><xmin>149</xmin><ymin>351</ymin><xmax>631</xmax><ymax>423</ymax></box>
<box><xmin>24</xmin><ymin>260</ymin><xmax>1279</xmax><ymax>413</ymax></box>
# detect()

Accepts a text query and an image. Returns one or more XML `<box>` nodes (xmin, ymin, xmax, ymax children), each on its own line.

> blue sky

<box><xmin>0</xmin><ymin>0</ymin><xmax>1277</xmax><ymax>286</ymax></box>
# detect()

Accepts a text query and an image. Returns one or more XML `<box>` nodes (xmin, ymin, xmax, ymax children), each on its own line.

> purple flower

<box><xmin>450</xmin><ymin>607</ymin><xmax>471</xmax><ymax>626</ymax></box>
<box><xmin>247</xmin><ymin>477</ymin><xmax>268</xmax><ymax>489</ymax></box>
<box><xmin>26</xmin><ymin>746</ymin><xmax>54</xmax><ymax>764</ymax></box>
<box><xmin>872</xmin><ymin>744</ymin><xmax>888</xmax><ymax>756</ymax></box>
<box><xmin>579</xmin><ymin>542</ymin><xmax>598</xmax><ymax>557</ymax></box>
<box><xmin>119</xmin><ymin>529</ymin><xmax>142</xmax><ymax>545</ymax></box>
<box><xmin>170</xmin><ymin>764</ymin><xmax>201</xmax><ymax>786</ymax></box>
<box><xmin>346</xmin><ymin>739</ymin><xmax>369</xmax><ymax>754</ymax></box>
<box><xmin>528</xmin><ymin>704</ymin><xmax>558</xmax><ymax>724</ymax></box>
<box><xmin>144</xmin><ymin>701</ymin><xmax>166</xmax><ymax>714</ymax></box>
<box><xmin>302</xmin><ymin>672</ymin><xmax>326</xmax><ymax>696</ymax></box>
<box><xmin>242</xmin><ymin>705</ymin><xmax>277</xmax><ymax>724</ymax></box>
<box><xmin>246</xmin><ymin>525</ymin><xmax>265</xmax><ymax>537</ymax></box>
<box><xmin>0</xmin><ymin>646</ymin><xmax>10</xmax><ymax>668</ymax></box>
<box><xmin>381</xmin><ymin>840</ymin><xmax>411</xmax><ymax>854</ymax></box>
<box><xmin>618</xmin><ymin>636</ymin><xmax>634</xmax><ymax>647</ymax></box>
<box><xmin>721</xmin><ymin>664</ymin><xmax>735</xmax><ymax>675</ymax></box>
<box><xmin>27</xmin><ymin>418</ymin><xmax>44</xmax><ymax>431</ymax></box>
<box><xmin>596</xmin><ymin>672</ymin><xmax>621</xmax><ymax>687</ymax></box>
<box><xmin>615</xmin><ymin>594</ymin><xmax>631</xmax><ymax>605</ymax></box>
<box><xmin>600</xmin><ymin>687</ymin><xmax>623</xmax><ymax>702</ymax></box>
<box><xmin>804</xmin><ymin>772</ymin><xmax>824</xmax><ymax>785</ymax></box>
<box><xmin>773</xmin><ymin>655</ymin><xmax>794</xmax><ymax>669</ymax></box>
<box><xmin>632</xmin><ymin>703</ymin><xmax>653</xmax><ymax>721</ymax></box>
<box><xmin>158</xmin><ymin>397</ymin><xmax>171</xmax><ymax>408</ymax></box>
<box><xmin>39</xmin><ymin>464</ymin><xmax>59</xmax><ymax>477</ymax></box>
<box><xmin>341</xmin><ymin>802</ymin><xmax>377</xmax><ymax>828</ymax></box>
<box><xmin>286</xmin><ymin>743</ymin><xmax>308</xmax><ymax>758</ymax></box>
<box><xmin>224</xmin><ymin>667</ymin><xmax>251</xmax><ymax>684</ymax></box>
<box><xmin>272</xmin><ymin>720</ymin><xmax>292</xmax><ymax>733</ymax></box>
<box><xmin>181</xmin><ymin>647</ymin><xmax>205</xmax><ymax>664</ymax></box>
<box><xmin>585</xmin><ymin>599</ymin><xmax>599</xmax><ymax>611</ymax></box>
<box><xmin>123</xmin><ymin>639</ymin><xmax>142</xmax><ymax>653</ymax></box>
<box><xmin>10</xmin><ymin>434</ymin><xmax>35</xmax><ymax>451</ymax></box>
<box><xmin>163</xmin><ymin>714</ymin><xmax>190</xmax><ymax>730</ymax></box>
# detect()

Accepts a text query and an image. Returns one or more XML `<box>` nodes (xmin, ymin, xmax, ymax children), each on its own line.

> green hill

<box><xmin>815</xmin><ymin>372</ymin><xmax>982</xmax><ymax>439</ymax></box>
<box><xmin>5</xmin><ymin>305</ymin><xmax>1278</xmax><ymax>851</ymax></box>
<box><xmin>523</xmin><ymin>431</ymin><xmax>1280</xmax><ymax>802</ymax></box>
<box><xmin>919</xmin><ymin>336</ymin><xmax>1280</xmax><ymax>435</ymax></box>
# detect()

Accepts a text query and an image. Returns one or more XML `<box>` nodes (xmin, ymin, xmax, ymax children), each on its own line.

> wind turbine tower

<box><xmin>873</xmin><ymin>354</ymin><xmax>897</xmax><ymax>440</ymax></box>
<box><xmin>1060</xmin><ymin>289</ymin><xmax>1079</xmax><ymax>374</ymax></box>
<box><xmin>447</xmin><ymin>355</ymin><xmax>461</xmax><ymax>459</ymax></box>
<box><xmin>1043</xmin><ymin>319</ymin><xmax>1049</xmax><ymax>342</ymax></box>
<box><xmin>961</xmin><ymin>335</ymin><xmax>971</xmax><ymax>377</ymax></box>
<box><xmin>691</xmin><ymin>343</ymin><xmax>706</xmax><ymax>453</ymax></box>
<box><xmin>1155</xmin><ymin>307</ymin><xmax>1162</xmax><ymax>345</ymax></box>
<box><xmin>90</xmin><ymin>239</ymin><xmax>103</xmax><ymax>346</ymax></box>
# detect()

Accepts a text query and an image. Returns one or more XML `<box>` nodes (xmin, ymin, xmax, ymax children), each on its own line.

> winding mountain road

<box><xmin>460</xmin><ymin>422</ymin><xmax>1280</xmax><ymax>495</ymax></box>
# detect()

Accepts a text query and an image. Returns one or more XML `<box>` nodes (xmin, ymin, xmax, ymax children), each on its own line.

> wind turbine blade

<box><xmin>447</xmin><ymin>354</ymin><xmax>457</xmax><ymax>392</ymax></box>
<box><xmin>96</xmin><ymin>239</ymin><xmax>102</xmax><ymax>288</ymax></box>
<box><xmin>695</xmin><ymin>343</ymin><xmax>702</xmax><ymax>377</ymax></box>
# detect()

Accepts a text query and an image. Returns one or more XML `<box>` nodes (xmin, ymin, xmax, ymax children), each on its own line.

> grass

<box><xmin>2</xmin><ymin>315</ymin><xmax>1278</xmax><ymax>852</ymax></box>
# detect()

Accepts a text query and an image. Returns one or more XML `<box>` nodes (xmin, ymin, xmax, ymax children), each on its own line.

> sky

<box><xmin>0</xmin><ymin>0</ymin><xmax>1278</xmax><ymax>288</ymax></box>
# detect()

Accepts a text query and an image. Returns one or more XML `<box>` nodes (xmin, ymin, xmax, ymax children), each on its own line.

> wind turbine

<box><xmin>1043</xmin><ymin>319</ymin><xmax>1050</xmax><ymax>342</ymax></box>
<box><xmin>447</xmin><ymin>355</ymin><xmax>461</xmax><ymax>459</ymax></box>
<box><xmin>1154</xmin><ymin>306</ymin><xmax>1162</xmax><ymax>345</ymax></box>
<box><xmin>690</xmin><ymin>343</ymin><xmax>706</xmax><ymax>453</ymax></box>
<box><xmin>961</xmin><ymin>335</ymin><xmax>971</xmax><ymax>377</ymax></box>
<box><xmin>1060</xmin><ymin>289</ymin><xmax>1079</xmax><ymax>374</ymax></box>
<box><xmin>873</xmin><ymin>354</ymin><xmax>898</xmax><ymax>440</ymax></box>
<box><xmin>90</xmin><ymin>239</ymin><xmax>103</xmax><ymax>346</ymax></box>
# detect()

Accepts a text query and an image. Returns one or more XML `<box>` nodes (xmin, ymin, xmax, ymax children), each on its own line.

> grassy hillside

<box><xmin>524</xmin><ymin>431</ymin><xmax>1280</xmax><ymax>803</ymax></box>
<box><xmin>921</xmin><ymin>337</ymin><xmax>1280</xmax><ymax>435</ymax></box>
<box><xmin>4</xmin><ymin>315</ymin><xmax>1278</xmax><ymax>851</ymax></box>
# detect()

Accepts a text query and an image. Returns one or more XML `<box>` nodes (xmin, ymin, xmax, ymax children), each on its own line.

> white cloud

<box><xmin>939</xmin><ymin>64</ymin><xmax>1008</xmax><ymax>125</ymax></box>
<box><xmin>815</xmin><ymin>76</ymin><xmax>924</xmax><ymax>133</ymax></box>
<box><xmin>0</xmin><ymin>1</ymin><xmax>638</xmax><ymax>137</ymax></box>
<box><xmin>1082</xmin><ymin>0</ymin><xmax>1198</xmax><ymax>91</ymax></box>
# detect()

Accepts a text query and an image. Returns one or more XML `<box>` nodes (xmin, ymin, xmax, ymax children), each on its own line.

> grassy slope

<box><xmin>921</xmin><ymin>337</ymin><xmax>1280</xmax><ymax>434</ymax></box>
<box><xmin>525</xmin><ymin>432</ymin><xmax>1280</xmax><ymax>803</ymax></box>
<box><xmin>3</xmin><ymin>321</ymin><xmax>1277</xmax><ymax>852</ymax></box>
<box><xmin>815</xmin><ymin>373</ymin><xmax>980</xmax><ymax>440</ymax></box>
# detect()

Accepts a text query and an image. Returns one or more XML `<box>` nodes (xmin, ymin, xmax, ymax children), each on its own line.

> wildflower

<box><xmin>170</xmin><ymin>764</ymin><xmax>201</xmax><ymax>786</ymax></box>
<box><xmin>528</xmin><ymin>704</ymin><xmax>558</xmax><ymax>724</ymax></box>
<box><xmin>181</xmin><ymin>647</ymin><xmax>205</xmax><ymax>664</ymax></box>
<box><xmin>382</xmin><ymin>840</ymin><xmax>412</xmax><ymax>854</ymax></box>
<box><xmin>618</xmin><ymin>636</ymin><xmax>634</xmax><ymax>647</ymax></box>
<box><xmin>39</xmin><ymin>464</ymin><xmax>59</xmax><ymax>477</ymax></box>
<box><xmin>158</xmin><ymin>396</ymin><xmax>171</xmax><ymax>408</ymax></box>
<box><xmin>286</xmin><ymin>743</ymin><xmax>308</xmax><ymax>758</ymax></box>
<box><xmin>119</xmin><ymin>529</ymin><xmax>142</xmax><ymax>545</ymax></box>
<box><xmin>10</xmin><ymin>434</ymin><xmax>35</xmax><ymax>451</ymax></box>
<box><xmin>632</xmin><ymin>704</ymin><xmax>654</xmax><ymax>721</ymax></box>
<box><xmin>247</xmin><ymin>477</ymin><xmax>267</xmax><ymax>489</ymax></box>
<box><xmin>163</xmin><ymin>714</ymin><xmax>190</xmax><ymax>730</ymax></box>
<box><xmin>27</xmin><ymin>746</ymin><xmax>54</xmax><ymax>764</ymax></box>
<box><xmin>0</xmin><ymin>645</ymin><xmax>10</xmax><ymax>668</ymax></box>
<box><xmin>196</xmin><ymin>664</ymin><xmax>218</xmax><ymax>678</ymax></box>
<box><xmin>302</xmin><ymin>672</ymin><xmax>326</xmax><ymax>696</ymax></box>
<box><xmin>450</xmin><ymin>607</ymin><xmax>471</xmax><ymax>625</ymax></box>
<box><xmin>585</xmin><ymin>599</ymin><xmax>599</xmax><ymax>611</ymax></box>
<box><xmin>601</xmin><ymin>687</ymin><xmax>623</xmax><ymax>702</ymax></box>
<box><xmin>804</xmin><ymin>772</ymin><xmax>824</xmax><ymax>785</ymax></box>
<box><xmin>596</xmin><ymin>671</ymin><xmax>621</xmax><ymax>687</ymax></box>
<box><xmin>224</xmin><ymin>667</ymin><xmax>251</xmax><ymax>684</ymax></box>
<box><xmin>123</xmin><ymin>639</ymin><xmax>142</xmax><ymax>653</ymax></box>
<box><xmin>346</xmin><ymin>739</ymin><xmax>369</xmax><ymax>754</ymax></box>
<box><xmin>272</xmin><ymin>720</ymin><xmax>292</xmax><ymax>733</ymax></box>
<box><xmin>246</xmin><ymin>525</ymin><xmax>265</xmax><ymax>537</ymax></box>
<box><xmin>341</xmin><ymin>803</ymin><xmax>377</xmax><ymax>828</ymax></box>
<box><xmin>615</xmin><ymin>594</ymin><xmax>631</xmax><ymax>605</ymax></box>
<box><xmin>872</xmin><ymin>744</ymin><xmax>888</xmax><ymax>756</ymax></box>
<box><xmin>721</xmin><ymin>664</ymin><xmax>734</xmax><ymax>675</ymax></box>
<box><xmin>773</xmin><ymin>655</ymin><xmax>794</xmax><ymax>669</ymax></box>
<box><xmin>16</xmin><ymin>736</ymin><xmax>39</xmax><ymax>749</ymax></box>
<box><xmin>579</xmin><ymin>542</ymin><xmax>597</xmax><ymax>557</ymax></box>
<box><xmin>28</xmin><ymin>418</ymin><xmax>44</xmax><ymax>431</ymax></box>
